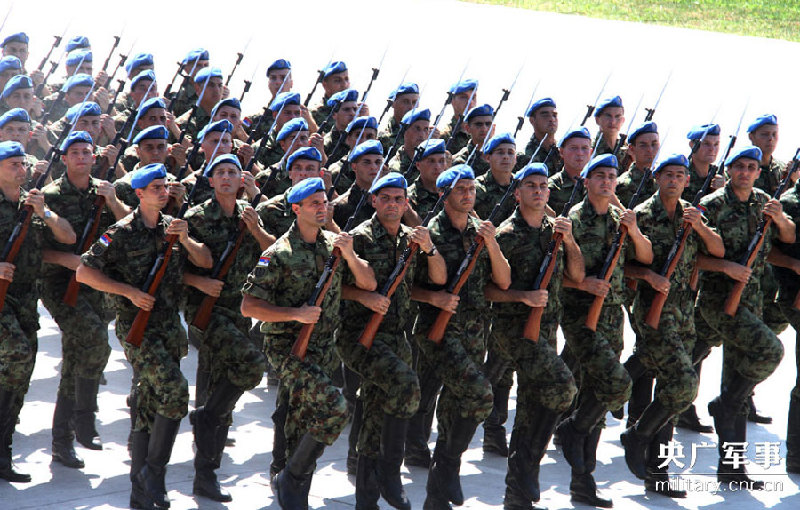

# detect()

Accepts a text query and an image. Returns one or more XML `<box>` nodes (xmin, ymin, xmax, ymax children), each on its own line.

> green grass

<box><xmin>462</xmin><ymin>1</ymin><xmax>800</xmax><ymax>42</ymax></box>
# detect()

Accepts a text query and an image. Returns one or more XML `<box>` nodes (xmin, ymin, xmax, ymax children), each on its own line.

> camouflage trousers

<box><xmin>118</xmin><ymin>316</ymin><xmax>189</xmax><ymax>431</ymax></box>
<box><xmin>0</xmin><ymin>308</ymin><xmax>37</xmax><ymax>416</ymax></box>
<box><xmin>41</xmin><ymin>287</ymin><xmax>111</xmax><ymax>399</ymax></box>
<box><xmin>337</xmin><ymin>330</ymin><xmax>420</xmax><ymax>458</ymax></box>
<box><xmin>414</xmin><ymin>317</ymin><xmax>493</xmax><ymax>444</ymax></box>
<box><xmin>267</xmin><ymin>346</ymin><xmax>349</xmax><ymax>457</ymax></box>
<box><xmin>697</xmin><ymin>303</ymin><xmax>784</xmax><ymax>389</ymax></box>
<box><xmin>778</xmin><ymin>301</ymin><xmax>800</xmax><ymax>400</ymax></box>
<box><xmin>762</xmin><ymin>264</ymin><xmax>788</xmax><ymax>334</ymax></box>
<box><xmin>491</xmin><ymin>323</ymin><xmax>577</xmax><ymax>428</ymax></box>
<box><xmin>632</xmin><ymin>295</ymin><xmax>699</xmax><ymax>414</ymax></box>
<box><xmin>560</xmin><ymin>304</ymin><xmax>632</xmax><ymax>411</ymax></box>
<box><xmin>486</xmin><ymin>317</ymin><xmax>560</xmax><ymax>390</ymax></box>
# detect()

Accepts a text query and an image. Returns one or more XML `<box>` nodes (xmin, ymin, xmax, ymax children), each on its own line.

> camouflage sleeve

<box><xmin>80</xmin><ymin>223</ymin><xmax>121</xmax><ymax>270</ymax></box>
<box><xmin>241</xmin><ymin>246</ymin><xmax>281</xmax><ymax>303</ymax></box>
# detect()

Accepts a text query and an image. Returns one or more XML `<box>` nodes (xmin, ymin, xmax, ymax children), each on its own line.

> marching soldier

<box><xmin>474</xmin><ymin>132</ymin><xmax>517</xmax><ymax>222</ymax></box>
<box><xmin>616</xmin><ymin>121</ymin><xmax>659</xmax><ymax>206</ymax></box>
<box><xmin>311</xmin><ymin>61</ymin><xmax>350</xmax><ymax>126</ymax></box>
<box><xmin>244</xmin><ymin>58</ymin><xmax>293</xmax><ymax>143</ymax></box>
<box><xmin>0</xmin><ymin>107</ymin><xmax>48</xmax><ymax>187</ymax></box>
<box><xmin>386</xmin><ymin>108</ymin><xmax>430</xmax><ymax>181</ymax></box>
<box><xmin>323</xmin><ymin>88</ymin><xmax>361</xmax><ymax>165</ymax></box>
<box><xmin>170</xmin><ymin>48</ymin><xmax>209</xmax><ymax>118</ymax></box>
<box><xmin>547</xmin><ymin>127</ymin><xmax>591</xmax><ymax>215</ymax></box>
<box><xmin>378</xmin><ymin>82</ymin><xmax>419</xmax><ymax>151</ymax></box>
<box><xmin>516</xmin><ymin>98</ymin><xmax>560</xmax><ymax>175</ymax></box>
<box><xmin>452</xmin><ymin>104</ymin><xmax>493</xmax><ymax>176</ymax></box>
<box><xmin>253</xmin><ymin>91</ymin><xmax>303</xmax><ymax>169</ymax></box>
<box><xmin>177</xmin><ymin>67</ymin><xmax>225</xmax><ymax>141</ymax></box>
<box><xmin>332</xmin><ymin>140</ymin><xmax>384</xmax><ymax>229</ymax></box>
<box><xmin>408</xmin><ymin>139</ymin><xmax>447</xmax><ymax>221</ymax></box>
<box><xmin>593</xmin><ymin>96</ymin><xmax>625</xmax><ymax>156</ymax></box>
<box><xmin>440</xmin><ymin>79</ymin><xmax>477</xmax><ymax>155</ymax></box>
<box><xmin>330</xmin><ymin>115</ymin><xmax>379</xmax><ymax>195</ymax></box>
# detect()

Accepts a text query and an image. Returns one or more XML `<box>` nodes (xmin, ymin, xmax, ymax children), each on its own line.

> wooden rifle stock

<box><xmin>644</xmin><ymin>227</ymin><xmax>691</xmax><ymax>329</ymax></box>
<box><xmin>291</xmin><ymin>249</ymin><xmax>343</xmax><ymax>360</ymax></box>
<box><xmin>62</xmin><ymin>195</ymin><xmax>106</xmax><ymax>307</ymax></box>
<box><xmin>585</xmin><ymin>229</ymin><xmax>628</xmax><ymax>331</ymax></box>
<box><xmin>723</xmin><ymin>218</ymin><xmax>770</xmax><ymax>317</ymax></box>
<box><xmin>0</xmin><ymin>208</ymin><xmax>33</xmax><ymax>311</ymax></box>
<box><xmin>523</xmin><ymin>234</ymin><xmax>563</xmax><ymax>341</ymax></box>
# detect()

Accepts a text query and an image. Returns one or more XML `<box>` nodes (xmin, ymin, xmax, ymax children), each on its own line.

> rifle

<box><xmin>580</xmin><ymin>72</ymin><xmax>611</xmax><ymax>126</ymax></box>
<box><xmin>378</xmin><ymin>68</ymin><xmax>410</xmax><ymax>125</ymax></box>
<box><xmin>444</xmin><ymin>84</ymin><xmax>478</xmax><ymax>153</ymax></box>
<box><xmin>243</xmin><ymin>87</ymin><xmax>292</xmax><ymax>176</ymax></box>
<box><xmin>101</xmin><ymin>34</ymin><xmax>122</xmax><ymax>73</ymax></box>
<box><xmin>104</xmin><ymin>38</ymin><xmax>135</xmax><ymax>89</ymax></box>
<box><xmin>41</xmin><ymin>57</ymin><xmax>89</xmax><ymax>124</ymax></box>
<box><xmin>426</xmin><ymin>176</ymin><xmax>520</xmax><ymax>344</ymax></box>
<box><xmin>524</xmin><ymin>177</ymin><xmax>584</xmax><ymax>341</ymax></box>
<box><xmin>725</xmin><ymin>150</ymin><xmax>800</xmax><ymax>316</ymax></box>
<box><xmin>161</xmin><ymin>61</ymin><xmax>185</xmax><ymax>106</ymax></box>
<box><xmin>239</xmin><ymin>62</ymin><xmax>259</xmax><ymax>102</ymax></box>
<box><xmin>611</xmin><ymin>93</ymin><xmax>643</xmax><ymax>158</ymax></box>
<box><xmin>361</xmin><ymin>46</ymin><xmax>388</xmax><ymax>104</ymax></box>
<box><xmin>303</xmin><ymin>54</ymin><xmax>334</xmax><ymax>107</ymax></box>
<box><xmin>513</xmin><ymin>80</ymin><xmax>541</xmax><ymax>139</ymax></box>
<box><xmin>225</xmin><ymin>40</ymin><xmax>249</xmax><ymax>87</ymax></box>
<box><xmin>36</xmin><ymin>54</ymin><xmax>64</xmax><ymax>99</ymax></box>
<box><xmin>178</xmin><ymin>66</ymin><xmax>215</xmax><ymax>143</ymax></box>
<box><xmin>357</xmin><ymin>178</ymin><xmax>456</xmax><ymax>349</ymax></box>
<box><xmin>245</xmin><ymin>70</ymin><xmax>291</xmax><ymax>145</ymax></box>
<box><xmin>37</xmin><ymin>30</ymin><xmax>65</xmax><ymax>71</ymax></box>
<box><xmin>106</xmin><ymin>79</ymin><xmax>125</xmax><ymax>115</ymax></box>
<box><xmin>643</xmin><ymin>71</ymin><xmax>671</xmax><ymax>122</ymax></box>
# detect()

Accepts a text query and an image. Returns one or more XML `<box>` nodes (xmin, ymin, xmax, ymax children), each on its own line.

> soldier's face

<box><xmin>137</xmin><ymin>178</ymin><xmax>170</xmax><ymax>208</ymax></box>
<box><xmin>451</xmin><ymin>90</ymin><xmax>476</xmax><ymax>116</ymax></box>
<box><xmin>276</xmin><ymin>105</ymin><xmax>302</xmax><ymax>130</ymax></box>
<box><xmin>418</xmin><ymin>154</ymin><xmax>447</xmax><ymax>187</ymax></box>
<box><xmin>692</xmin><ymin>135</ymin><xmax>720</xmax><ymax>166</ymax></box>
<box><xmin>0</xmin><ymin>156</ymin><xmax>27</xmax><ymax>187</ymax></box>
<box><xmin>279</xmin><ymin>132</ymin><xmax>310</xmax><ymax>154</ymax></box>
<box><xmin>0</xmin><ymin>121</ymin><xmax>30</xmax><ymax>144</ymax></box>
<box><xmin>5</xmin><ymin>87</ymin><xmax>34</xmax><ymax>110</ymax></box>
<box><xmin>138</xmin><ymin>108</ymin><xmax>168</xmax><ymax>129</ymax></box>
<box><xmin>198</xmin><ymin>77</ymin><xmax>223</xmax><ymax>105</ymax></box>
<box><xmin>75</xmin><ymin>116</ymin><xmax>102</xmax><ymax>140</ymax></box>
<box><xmin>515</xmin><ymin>174</ymin><xmax>549</xmax><ymax>210</ymax></box>
<box><xmin>334</xmin><ymin>101</ymin><xmax>358</xmax><ymax>130</ymax></box>
<box><xmin>209</xmin><ymin>163</ymin><xmax>243</xmax><ymax>196</ymax></box>
<box><xmin>64</xmin><ymin>142</ymin><xmax>95</xmax><ymax>174</ymax></box>
<box><xmin>352</xmin><ymin>155</ymin><xmax>383</xmax><ymax>188</ymax></box>
<box><xmin>293</xmin><ymin>191</ymin><xmax>328</xmax><ymax>227</ymax></box>
<box><xmin>288</xmin><ymin>161</ymin><xmax>321</xmax><ymax>185</ymax></box>
<box><xmin>584</xmin><ymin>168</ymin><xmax>617</xmax><ymax>198</ymax></box>
<box><xmin>560</xmin><ymin>138</ymin><xmax>592</xmax><ymax>172</ymax></box>
<box><xmin>466</xmin><ymin>116</ymin><xmax>492</xmax><ymax>145</ymax></box>
<box><xmin>749</xmin><ymin>125</ymin><xmax>778</xmax><ymax>156</ymax></box>
<box><xmin>322</xmin><ymin>72</ymin><xmax>349</xmax><ymax>96</ymax></box>
<box><xmin>131</xmin><ymin>80</ymin><xmax>158</xmax><ymax>107</ymax></box>
<box><xmin>393</xmin><ymin>93</ymin><xmax>419</xmax><ymax>118</ymax></box>
<box><xmin>67</xmin><ymin>62</ymin><xmax>93</xmax><ymax>76</ymax></box>
<box><xmin>347</xmin><ymin>128</ymin><xmax>377</xmax><ymax>148</ymax></box>
<box><xmin>728</xmin><ymin>158</ymin><xmax>760</xmax><ymax>192</ymax></box>
<box><xmin>372</xmin><ymin>187</ymin><xmax>408</xmax><ymax>222</ymax></box>
<box><xmin>201</xmin><ymin>132</ymin><xmax>233</xmax><ymax>158</ymax></box>
<box><xmin>0</xmin><ymin>68</ymin><xmax>20</xmax><ymax>90</ymax></box>
<box><xmin>531</xmin><ymin>107</ymin><xmax>558</xmax><ymax>135</ymax></box>
<box><xmin>655</xmin><ymin>166</ymin><xmax>689</xmax><ymax>199</ymax></box>
<box><xmin>66</xmin><ymin>86</ymin><xmax>92</xmax><ymax>106</ymax></box>
<box><xmin>136</xmin><ymin>139</ymin><xmax>168</xmax><ymax>165</ymax></box>
<box><xmin>2</xmin><ymin>43</ymin><xmax>28</xmax><ymax>64</ymax></box>
<box><xmin>629</xmin><ymin>133</ymin><xmax>660</xmax><ymax>167</ymax></box>
<box><xmin>404</xmin><ymin>120</ymin><xmax>429</xmax><ymax>149</ymax></box>
<box><xmin>213</xmin><ymin>106</ymin><xmax>242</xmax><ymax>129</ymax></box>
<box><xmin>595</xmin><ymin>107</ymin><xmax>624</xmax><ymax>132</ymax></box>
<box><xmin>268</xmin><ymin>69</ymin><xmax>293</xmax><ymax>96</ymax></box>
<box><xmin>445</xmin><ymin>179</ymin><xmax>476</xmax><ymax>213</ymax></box>
<box><xmin>183</xmin><ymin>60</ymin><xmax>209</xmax><ymax>78</ymax></box>
<box><xmin>484</xmin><ymin>143</ymin><xmax>516</xmax><ymax>174</ymax></box>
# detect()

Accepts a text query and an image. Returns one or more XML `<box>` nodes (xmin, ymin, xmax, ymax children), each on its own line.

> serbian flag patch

<box><xmin>99</xmin><ymin>234</ymin><xmax>112</xmax><ymax>247</ymax></box>
<box><xmin>257</xmin><ymin>256</ymin><xmax>270</xmax><ymax>267</ymax></box>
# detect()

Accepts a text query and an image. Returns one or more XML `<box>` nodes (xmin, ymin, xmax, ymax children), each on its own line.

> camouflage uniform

<box><xmin>682</xmin><ymin>162</ymin><xmax>719</xmax><ymax>202</ymax></box>
<box><xmin>616</xmin><ymin>163</ymin><xmax>657</xmax><ymax>209</ymax></box>
<box><xmin>332</xmin><ymin>184</ymin><xmax>374</xmax><ymax>231</ymax></box>
<box><xmin>336</xmin><ymin>215</ymin><xmax>421</xmax><ymax>457</ymax></box>
<box><xmin>323</xmin><ymin>129</ymin><xmax>349</xmax><ymax>166</ymax></box>
<box><xmin>440</xmin><ymin>115</ymin><xmax>470</xmax><ymax>155</ymax></box>
<box><xmin>252</xmin><ymin>132</ymin><xmax>284</xmax><ymax>170</ymax></box>
<box><xmin>256</xmin><ymin>189</ymin><xmax>295</xmax><ymax>238</ymax></box>
<box><xmin>453</xmin><ymin>142</ymin><xmax>489</xmax><ymax>176</ymax></box>
<box><xmin>408</xmin><ymin>181</ymin><xmax>439</xmax><ymax>221</ymax></box>
<box><xmin>516</xmin><ymin>135</ymin><xmax>562</xmax><ymax>175</ymax></box>
<box><xmin>311</xmin><ymin>97</ymin><xmax>332</xmax><ymax>127</ymax></box>
<box><xmin>548</xmin><ymin>170</ymin><xmax>585</xmax><ymax>216</ymax></box>
<box><xmin>386</xmin><ymin>145</ymin><xmax>415</xmax><ymax>181</ymax></box>
<box><xmin>241</xmin><ymin>223</ymin><xmax>349</xmax><ymax>453</ymax></box>
<box><xmin>176</xmin><ymin>105</ymin><xmax>211</xmax><ymax>143</ymax></box>
<box><xmin>243</xmin><ymin>109</ymin><xmax>274</xmax><ymax>144</ymax></box>
<box><xmin>593</xmin><ymin>133</ymin><xmax>627</xmax><ymax>166</ymax></box>
<box><xmin>254</xmin><ymin>161</ymin><xmax>291</xmax><ymax>200</ymax></box>
<box><xmin>474</xmin><ymin>171</ymin><xmax>515</xmax><ymax>222</ymax></box>
<box><xmin>81</xmin><ymin>208</ymin><xmax>189</xmax><ymax>431</ymax></box>
<box><xmin>328</xmin><ymin>159</ymin><xmax>354</xmax><ymax>197</ymax></box>
<box><xmin>170</xmin><ymin>80</ymin><xmax>198</xmax><ymax>118</ymax></box>
<box><xmin>378</xmin><ymin>116</ymin><xmax>401</xmax><ymax>151</ymax></box>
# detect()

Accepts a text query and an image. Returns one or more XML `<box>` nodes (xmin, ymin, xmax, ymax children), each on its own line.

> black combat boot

<box><xmin>747</xmin><ymin>394</ymin><xmax>772</xmax><ymax>424</ymax></box>
<box><xmin>620</xmin><ymin>399</ymin><xmax>672</xmax><ymax>480</ymax></box>
<box><xmin>275</xmin><ymin>433</ymin><xmax>326</xmax><ymax>510</ymax></box>
<box><xmin>405</xmin><ymin>369</ymin><xmax>441</xmax><ymax>468</ymax></box>
<box><xmin>129</xmin><ymin>431</ymin><xmax>150</xmax><ymax>509</ymax></box>
<box><xmin>676</xmin><ymin>404</ymin><xmax>714</xmax><ymax>433</ymax></box>
<box><xmin>271</xmin><ymin>385</ymin><xmax>288</xmax><ymax>477</ymax></box>
<box><xmin>644</xmin><ymin>424</ymin><xmax>687</xmax><ymax>498</ymax></box>
<box><xmin>52</xmin><ymin>394</ymin><xmax>84</xmax><ymax>468</ymax></box>
<box><xmin>0</xmin><ymin>387</ymin><xmax>30</xmax><ymax>483</ymax></box>
<box><xmin>73</xmin><ymin>377</ymin><xmax>102</xmax><ymax>450</ymax></box>
<box><xmin>717</xmin><ymin>412</ymin><xmax>764</xmax><ymax>490</ymax></box>
<box><xmin>787</xmin><ymin>393</ymin><xmax>800</xmax><ymax>474</ymax></box>
<box><xmin>483</xmin><ymin>384</ymin><xmax>510</xmax><ymax>457</ymax></box>
<box><xmin>425</xmin><ymin>417</ymin><xmax>479</xmax><ymax>506</ymax></box>
<box><xmin>347</xmin><ymin>398</ymin><xmax>363</xmax><ymax>476</ymax></box>
<box><xmin>133</xmin><ymin>415</ymin><xmax>180</xmax><ymax>509</ymax></box>
<box><xmin>626</xmin><ymin>375</ymin><xmax>653</xmax><ymax>429</ymax></box>
<box><xmin>377</xmin><ymin>415</ymin><xmax>411</xmax><ymax>509</ymax></box>
<box><xmin>192</xmin><ymin>378</ymin><xmax>242</xmax><ymax>460</ymax></box>
<box><xmin>193</xmin><ymin>422</ymin><xmax>232</xmax><ymax>502</ymax></box>
<box><xmin>708</xmin><ymin>375</ymin><xmax>758</xmax><ymax>451</ymax></box>
<box><xmin>569</xmin><ymin>426</ymin><xmax>612</xmax><ymax>508</ymax></box>
<box><xmin>555</xmin><ymin>392</ymin><xmax>607</xmax><ymax>474</ymax></box>
<box><xmin>355</xmin><ymin>455</ymin><xmax>380</xmax><ymax>510</ymax></box>
<box><xmin>505</xmin><ymin>405</ymin><xmax>560</xmax><ymax>508</ymax></box>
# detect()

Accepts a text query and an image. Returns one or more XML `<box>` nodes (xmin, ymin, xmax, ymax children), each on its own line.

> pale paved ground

<box><xmin>2</xmin><ymin>0</ymin><xmax>800</xmax><ymax>508</ymax></box>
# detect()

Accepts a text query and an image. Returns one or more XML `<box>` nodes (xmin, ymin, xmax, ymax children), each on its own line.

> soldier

<box><xmin>119</xmin><ymin>98</ymin><xmax>186</xmax><ymax>174</ymax></box>
<box><xmin>253</xmin><ymin>91</ymin><xmax>303</xmax><ymax>169</ymax></box>
<box><xmin>244</xmin><ymin>58</ymin><xmax>293</xmax><ymax>143</ymax></box>
<box><xmin>181</xmin><ymin>119</ymin><xmax>242</xmax><ymax>208</ymax></box>
<box><xmin>176</xmin><ymin>67</ymin><xmax>224</xmax><ymax>141</ymax></box>
<box><xmin>113</xmin><ymin>70</ymin><xmax>159</xmax><ymax>132</ymax></box>
<box><xmin>323</xmin><ymin>88</ymin><xmax>362</xmax><ymax>165</ymax></box>
<box><xmin>0</xmin><ymin>140</ymin><xmax>75</xmax><ymax>483</ymax></box>
<box><xmin>43</xmin><ymin>73</ymin><xmax>94</xmax><ymax>124</ymax></box>
<box><xmin>548</xmin><ymin>127</ymin><xmax>591</xmax><ymax>215</ymax></box>
<box><xmin>332</xmin><ymin>139</ymin><xmax>384</xmax><ymax>229</ymax></box>
<box><xmin>593</xmin><ymin>96</ymin><xmax>625</xmax><ymax>156</ymax></box>
<box><xmin>378</xmin><ymin>82</ymin><xmax>419</xmax><ymax>151</ymax></box>
<box><xmin>182</xmin><ymin>154</ymin><xmax>271</xmax><ymax>502</ymax></box>
<box><xmin>516</xmin><ymin>98</ymin><xmax>560</xmax><ymax>175</ymax></box>
<box><xmin>440</xmin><ymin>79</ymin><xmax>477</xmax><ymax>155</ymax></box>
<box><xmin>2</xmin><ymin>74</ymin><xmax>46</xmax><ymax>126</ymax></box>
<box><xmin>694</xmin><ymin>145</ymin><xmax>791</xmax><ymax>488</ymax></box>
<box><xmin>0</xmin><ymin>56</ymin><xmax>22</xmax><ymax>99</ymax></box>
<box><xmin>76</xmin><ymin>163</ymin><xmax>212</xmax><ymax>509</ymax></box>
<box><xmin>556</xmin><ymin>153</ymin><xmax>651</xmax><ymax>508</ymax></box>
<box><xmin>329</xmin><ymin>115</ymin><xmax>379</xmax><ymax>196</ymax></box>
<box><xmin>311</xmin><ymin>61</ymin><xmax>350</xmax><ymax>126</ymax></box>
<box><xmin>49</xmin><ymin>102</ymin><xmax>120</xmax><ymax>181</ymax></box>
<box><xmin>338</xmin><ymin>172</ymin><xmax>446</xmax><ymax>510</ymax></box>
<box><xmin>254</xmin><ymin>118</ymin><xmax>321</xmax><ymax>200</ymax></box>
<box><xmin>410</xmin><ymin>165</ymin><xmax>510</xmax><ymax>509</ymax></box>
<box><xmin>386</xmin><ymin>108</ymin><xmax>429</xmax><ymax>181</ymax></box>
<box><xmin>63</xmin><ymin>50</ymin><xmax>93</xmax><ymax>80</ymax></box>
<box><xmin>125</xmin><ymin>52</ymin><xmax>155</xmax><ymax>79</ymax></box>
<box><xmin>484</xmin><ymin>162</ymin><xmax>581</xmax><ymax>510</ymax></box>
<box><xmin>170</xmin><ymin>48</ymin><xmax>209</xmax><ymax>118</ymax></box>
<box><xmin>241</xmin><ymin>177</ymin><xmax>376</xmax><ymax>509</ymax></box>
<box><xmin>40</xmin><ymin>131</ymin><xmax>131</xmax><ymax>468</ymax></box>
<box><xmin>474</xmin><ymin>132</ymin><xmax>517</xmax><ymax>222</ymax></box>
<box><xmin>408</xmin><ymin>138</ymin><xmax>447</xmax><ymax>221</ymax></box>
<box><xmin>617</xmin><ymin>121</ymin><xmax>659</xmax><ymax>207</ymax></box>
<box><xmin>620</xmin><ymin>154</ymin><xmax>724</xmax><ymax>497</ymax></box>
<box><xmin>0</xmin><ymin>108</ymin><xmax>48</xmax><ymax>187</ymax></box>
<box><xmin>452</xmin><ymin>104</ymin><xmax>493</xmax><ymax>176</ymax></box>
<box><xmin>1</xmin><ymin>33</ymin><xmax>44</xmax><ymax>89</ymax></box>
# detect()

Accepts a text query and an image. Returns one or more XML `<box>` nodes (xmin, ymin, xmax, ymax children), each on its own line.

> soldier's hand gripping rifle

<box><xmin>724</xmin><ymin>149</ymin><xmax>800</xmax><ymax>316</ymax></box>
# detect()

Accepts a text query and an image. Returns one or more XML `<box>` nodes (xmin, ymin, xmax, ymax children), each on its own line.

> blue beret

<box><xmin>194</xmin><ymin>66</ymin><xmax>222</xmax><ymax>84</ymax></box>
<box><xmin>418</xmin><ymin>138</ymin><xmax>446</xmax><ymax>159</ymax></box>
<box><xmin>483</xmin><ymin>132</ymin><xmax>516</xmax><ymax>154</ymax></box>
<box><xmin>526</xmin><ymin>97</ymin><xmax>556</xmax><ymax>117</ymax></box>
<box><xmin>747</xmin><ymin>114</ymin><xmax>778</xmax><ymax>134</ymax></box>
<box><xmin>322</xmin><ymin>61</ymin><xmax>347</xmax><ymax>78</ymax></box>
<box><xmin>687</xmin><ymin>123</ymin><xmax>721</xmax><ymax>140</ymax></box>
<box><xmin>389</xmin><ymin>82</ymin><xmax>419</xmax><ymax>100</ymax></box>
<box><xmin>65</xmin><ymin>36</ymin><xmax>90</xmax><ymax>53</ymax></box>
<box><xmin>653</xmin><ymin>153</ymin><xmax>690</xmax><ymax>175</ymax></box>
<box><xmin>581</xmin><ymin>154</ymin><xmax>619</xmax><ymax>179</ymax></box>
<box><xmin>287</xmin><ymin>147</ymin><xmax>322</xmax><ymax>170</ymax></box>
<box><xmin>65</xmin><ymin>101</ymin><xmax>101</xmax><ymax>123</ymax></box>
<box><xmin>60</xmin><ymin>130</ymin><xmax>93</xmax><ymax>152</ymax></box>
<box><xmin>725</xmin><ymin>145</ymin><xmax>763</xmax><ymax>167</ymax></box>
<box><xmin>0</xmin><ymin>140</ymin><xmax>24</xmax><ymax>161</ymax></box>
<box><xmin>65</xmin><ymin>50</ymin><xmax>92</xmax><ymax>68</ymax></box>
<box><xmin>327</xmin><ymin>88</ymin><xmax>359</xmax><ymax>108</ymax></box>
<box><xmin>130</xmin><ymin>163</ymin><xmax>167</xmax><ymax>189</ymax></box>
<box><xmin>0</xmin><ymin>108</ymin><xmax>30</xmax><ymax>129</ymax></box>
<box><xmin>210</xmin><ymin>97</ymin><xmax>242</xmax><ymax>119</ymax></box>
<box><xmin>181</xmin><ymin>48</ymin><xmax>209</xmax><ymax>66</ymax></box>
<box><xmin>349</xmin><ymin>139</ymin><xmax>383</xmax><ymax>162</ymax></box>
<box><xmin>465</xmin><ymin>104</ymin><xmax>494</xmax><ymax>123</ymax></box>
<box><xmin>61</xmin><ymin>73</ymin><xmax>93</xmax><ymax>92</ymax></box>
<box><xmin>198</xmin><ymin>119</ymin><xmax>233</xmax><ymax>142</ymax></box>
<box><xmin>448</xmin><ymin>79</ymin><xmax>478</xmax><ymax>95</ymax></box>
<box><xmin>346</xmin><ymin>116</ymin><xmax>378</xmax><ymax>133</ymax></box>
<box><xmin>125</xmin><ymin>52</ymin><xmax>154</xmax><ymax>76</ymax></box>
<box><xmin>1</xmin><ymin>74</ymin><xmax>32</xmax><ymax>99</ymax></box>
<box><xmin>0</xmin><ymin>56</ymin><xmax>22</xmax><ymax>74</ymax></box>
<box><xmin>1</xmin><ymin>33</ymin><xmax>28</xmax><ymax>47</ymax></box>
<box><xmin>436</xmin><ymin>165</ymin><xmax>474</xmax><ymax>188</ymax></box>
<box><xmin>401</xmin><ymin>108</ymin><xmax>430</xmax><ymax>126</ymax></box>
<box><xmin>594</xmin><ymin>96</ymin><xmax>623</xmax><ymax>116</ymax></box>
<box><xmin>559</xmin><ymin>126</ymin><xmax>592</xmax><ymax>147</ymax></box>
<box><xmin>133</xmin><ymin>125</ymin><xmax>169</xmax><ymax>144</ymax></box>
<box><xmin>287</xmin><ymin>177</ymin><xmax>325</xmax><ymax>203</ymax></box>
<box><xmin>370</xmin><ymin>172</ymin><xmax>407</xmax><ymax>194</ymax></box>
<box><xmin>628</xmin><ymin>121</ymin><xmax>658</xmax><ymax>144</ymax></box>
<box><xmin>515</xmin><ymin>163</ymin><xmax>549</xmax><ymax>181</ymax></box>
<box><xmin>204</xmin><ymin>153</ymin><xmax>242</xmax><ymax>177</ymax></box>
<box><xmin>267</xmin><ymin>59</ymin><xmax>291</xmax><ymax>73</ymax></box>
<box><xmin>277</xmin><ymin>117</ymin><xmax>308</xmax><ymax>142</ymax></box>
<box><xmin>270</xmin><ymin>91</ymin><xmax>301</xmax><ymax>113</ymax></box>
<box><xmin>137</xmin><ymin>97</ymin><xmax>166</xmax><ymax>118</ymax></box>
<box><xmin>130</xmin><ymin>69</ymin><xmax>155</xmax><ymax>91</ymax></box>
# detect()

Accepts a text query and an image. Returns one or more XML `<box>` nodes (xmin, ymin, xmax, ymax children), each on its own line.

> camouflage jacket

<box><xmin>170</xmin><ymin>80</ymin><xmax>198</xmax><ymax>118</ymax></box>
<box><xmin>378</xmin><ymin>116</ymin><xmax>401</xmax><ymax>151</ymax></box>
<box><xmin>616</xmin><ymin>163</ymin><xmax>657</xmax><ymax>210</ymax></box>
<box><xmin>683</xmin><ymin>162</ymin><xmax>719</xmax><ymax>203</ymax></box>
<box><xmin>323</xmin><ymin>128</ymin><xmax>349</xmax><ymax>166</ymax></box>
<box><xmin>440</xmin><ymin>115</ymin><xmax>470</xmax><ymax>155</ymax></box>
<box><xmin>328</xmin><ymin>159</ymin><xmax>354</xmax><ymax>196</ymax></box>
<box><xmin>176</xmin><ymin>104</ymin><xmax>211</xmax><ymax>143</ymax></box>
<box><xmin>723</xmin><ymin>156</ymin><xmax>783</xmax><ymax>196</ymax></box>
<box><xmin>548</xmin><ymin>170</ymin><xmax>585</xmax><ymax>216</ymax></box>
<box><xmin>474</xmin><ymin>170</ymin><xmax>515</xmax><ymax>222</ymax></box>
<box><xmin>253</xmin><ymin>131</ymin><xmax>284</xmax><ymax>169</ymax></box>
<box><xmin>387</xmin><ymin>145</ymin><xmax>414</xmax><ymax>180</ymax></box>
<box><xmin>516</xmin><ymin>135</ymin><xmax>562</xmax><ymax>175</ymax></box>
<box><xmin>311</xmin><ymin>96</ymin><xmax>332</xmax><ymax>127</ymax></box>
<box><xmin>774</xmin><ymin>181</ymin><xmax>800</xmax><ymax>300</ymax></box>
<box><xmin>453</xmin><ymin>142</ymin><xmax>489</xmax><ymax>176</ymax></box>
<box><xmin>254</xmin><ymin>160</ymin><xmax>291</xmax><ymax>200</ymax></box>
<box><xmin>333</xmin><ymin>183</ymin><xmax>374</xmax><ymax>230</ymax></box>
<box><xmin>408</xmin><ymin>181</ymin><xmax>439</xmax><ymax>221</ymax></box>
<box><xmin>256</xmin><ymin>188</ymin><xmax>295</xmax><ymax>237</ymax></box>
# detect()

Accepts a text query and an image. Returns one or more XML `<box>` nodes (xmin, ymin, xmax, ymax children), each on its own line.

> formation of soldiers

<box><xmin>0</xmin><ymin>27</ymin><xmax>798</xmax><ymax>510</ymax></box>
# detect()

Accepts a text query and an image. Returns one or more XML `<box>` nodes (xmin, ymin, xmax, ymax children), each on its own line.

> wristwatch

<box><xmin>425</xmin><ymin>245</ymin><xmax>437</xmax><ymax>256</ymax></box>
<box><xmin>44</xmin><ymin>209</ymin><xmax>53</xmax><ymax>220</ymax></box>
